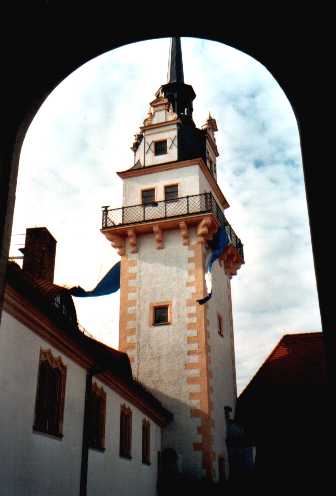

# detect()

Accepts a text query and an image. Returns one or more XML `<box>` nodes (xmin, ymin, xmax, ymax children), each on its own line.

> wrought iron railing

<box><xmin>101</xmin><ymin>192</ymin><xmax>244</xmax><ymax>261</ymax></box>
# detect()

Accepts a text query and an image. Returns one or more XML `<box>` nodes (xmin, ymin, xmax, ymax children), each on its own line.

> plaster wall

<box><xmin>87</xmin><ymin>379</ymin><xmax>162</xmax><ymax>496</ymax></box>
<box><xmin>0</xmin><ymin>311</ymin><xmax>85</xmax><ymax>496</ymax></box>
<box><xmin>122</xmin><ymin>163</ymin><xmax>225</xmax><ymax>214</ymax></box>
<box><xmin>0</xmin><ymin>310</ymin><xmax>164</xmax><ymax>496</ymax></box>
<box><xmin>123</xmin><ymin>164</ymin><xmax>201</xmax><ymax>206</ymax></box>
<box><xmin>127</xmin><ymin>229</ymin><xmax>203</xmax><ymax>477</ymax></box>
<box><xmin>206</xmin><ymin>263</ymin><xmax>237</xmax><ymax>480</ymax></box>
<box><xmin>197</xmin><ymin>166</ymin><xmax>223</xmax><ymax>211</ymax></box>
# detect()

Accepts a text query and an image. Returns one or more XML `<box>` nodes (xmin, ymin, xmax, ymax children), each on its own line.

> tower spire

<box><xmin>158</xmin><ymin>37</ymin><xmax>196</xmax><ymax>120</ymax></box>
<box><xmin>168</xmin><ymin>37</ymin><xmax>184</xmax><ymax>84</ymax></box>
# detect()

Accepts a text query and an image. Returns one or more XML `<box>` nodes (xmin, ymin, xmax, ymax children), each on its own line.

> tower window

<box><xmin>142</xmin><ymin>419</ymin><xmax>151</xmax><ymax>464</ymax></box>
<box><xmin>141</xmin><ymin>188</ymin><xmax>156</xmax><ymax>205</ymax></box>
<box><xmin>88</xmin><ymin>383</ymin><xmax>106</xmax><ymax>451</ymax></box>
<box><xmin>164</xmin><ymin>184</ymin><xmax>178</xmax><ymax>201</ymax></box>
<box><xmin>151</xmin><ymin>302</ymin><xmax>171</xmax><ymax>326</ymax></box>
<box><xmin>33</xmin><ymin>348</ymin><xmax>66</xmax><ymax>438</ymax></box>
<box><xmin>120</xmin><ymin>404</ymin><xmax>132</xmax><ymax>459</ymax></box>
<box><xmin>154</xmin><ymin>140</ymin><xmax>167</xmax><ymax>155</ymax></box>
<box><xmin>218</xmin><ymin>314</ymin><xmax>224</xmax><ymax>337</ymax></box>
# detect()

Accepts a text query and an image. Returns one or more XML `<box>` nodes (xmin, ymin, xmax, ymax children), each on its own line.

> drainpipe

<box><xmin>79</xmin><ymin>365</ymin><xmax>104</xmax><ymax>496</ymax></box>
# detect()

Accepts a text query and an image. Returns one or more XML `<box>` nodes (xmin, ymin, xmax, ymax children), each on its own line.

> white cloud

<box><xmin>11</xmin><ymin>37</ymin><xmax>321</xmax><ymax>396</ymax></box>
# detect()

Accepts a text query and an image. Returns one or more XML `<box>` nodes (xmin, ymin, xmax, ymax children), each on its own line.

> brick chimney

<box><xmin>20</xmin><ymin>227</ymin><xmax>57</xmax><ymax>283</ymax></box>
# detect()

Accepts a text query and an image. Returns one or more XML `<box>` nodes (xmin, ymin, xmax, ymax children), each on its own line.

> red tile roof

<box><xmin>240</xmin><ymin>332</ymin><xmax>327</xmax><ymax>395</ymax></box>
<box><xmin>5</xmin><ymin>261</ymin><xmax>172</xmax><ymax>425</ymax></box>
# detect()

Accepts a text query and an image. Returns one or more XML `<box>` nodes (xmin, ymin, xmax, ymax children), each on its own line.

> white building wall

<box><xmin>206</xmin><ymin>263</ymin><xmax>237</xmax><ymax>480</ymax></box>
<box><xmin>0</xmin><ymin>310</ymin><xmax>164</xmax><ymax>496</ymax></box>
<box><xmin>123</xmin><ymin>165</ymin><xmax>201</xmax><ymax>206</ymax></box>
<box><xmin>129</xmin><ymin>229</ymin><xmax>203</xmax><ymax>478</ymax></box>
<box><xmin>0</xmin><ymin>311</ymin><xmax>85</xmax><ymax>496</ymax></box>
<box><xmin>87</xmin><ymin>380</ymin><xmax>162</xmax><ymax>496</ymax></box>
<box><xmin>197</xmin><ymin>167</ymin><xmax>223</xmax><ymax>211</ymax></box>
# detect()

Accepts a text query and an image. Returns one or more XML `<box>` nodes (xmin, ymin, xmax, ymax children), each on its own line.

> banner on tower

<box><xmin>197</xmin><ymin>226</ymin><xmax>231</xmax><ymax>305</ymax></box>
<box><xmin>69</xmin><ymin>261</ymin><xmax>121</xmax><ymax>298</ymax></box>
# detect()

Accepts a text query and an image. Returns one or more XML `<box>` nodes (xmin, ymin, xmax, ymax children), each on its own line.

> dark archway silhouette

<box><xmin>0</xmin><ymin>7</ymin><xmax>333</xmax><ymax>483</ymax></box>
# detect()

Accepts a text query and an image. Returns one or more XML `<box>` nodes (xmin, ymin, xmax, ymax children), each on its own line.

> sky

<box><xmin>10</xmin><ymin>37</ymin><xmax>322</xmax><ymax>395</ymax></box>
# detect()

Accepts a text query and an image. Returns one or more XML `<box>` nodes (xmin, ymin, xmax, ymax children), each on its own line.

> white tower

<box><xmin>101</xmin><ymin>37</ymin><xmax>244</xmax><ymax>482</ymax></box>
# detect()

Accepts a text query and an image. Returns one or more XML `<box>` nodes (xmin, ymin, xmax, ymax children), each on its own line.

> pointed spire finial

<box><xmin>167</xmin><ymin>37</ymin><xmax>184</xmax><ymax>84</ymax></box>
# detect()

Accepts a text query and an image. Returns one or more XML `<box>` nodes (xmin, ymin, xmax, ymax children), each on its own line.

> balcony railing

<box><xmin>102</xmin><ymin>192</ymin><xmax>244</xmax><ymax>261</ymax></box>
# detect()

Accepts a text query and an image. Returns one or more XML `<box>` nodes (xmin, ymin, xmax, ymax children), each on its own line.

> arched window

<box><xmin>142</xmin><ymin>419</ymin><xmax>151</xmax><ymax>464</ymax></box>
<box><xmin>88</xmin><ymin>383</ymin><xmax>106</xmax><ymax>451</ymax></box>
<box><xmin>119</xmin><ymin>404</ymin><xmax>132</xmax><ymax>458</ymax></box>
<box><xmin>33</xmin><ymin>349</ymin><xmax>66</xmax><ymax>438</ymax></box>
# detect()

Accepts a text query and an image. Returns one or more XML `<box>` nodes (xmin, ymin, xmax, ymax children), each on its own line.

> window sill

<box><xmin>89</xmin><ymin>446</ymin><xmax>106</xmax><ymax>453</ymax></box>
<box><xmin>32</xmin><ymin>427</ymin><xmax>63</xmax><ymax>440</ymax></box>
<box><xmin>152</xmin><ymin>322</ymin><xmax>170</xmax><ymax>326</ymax></box>
<box><xmin>119</xmin><ymin>453</ymin><xmax>132</xmax><ymax>460</ymax></box>
<box><xmin>142</xmin><ymin>460</ymin><xmax>151</xmax><ymax>466</ymax></box>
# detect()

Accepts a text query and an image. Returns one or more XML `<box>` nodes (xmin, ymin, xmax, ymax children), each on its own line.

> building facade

<box><xmin>0</xmin><ymin>228</ymin><xmax>171</xmax><ymax>496</ymax></box>
<box><xmin>101</xmin><ymin>37</ymin><xmax>244</xmax><ymax>482</ymax></box>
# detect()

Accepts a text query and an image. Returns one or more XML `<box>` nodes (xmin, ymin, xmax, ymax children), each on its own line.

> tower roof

<box><xmin>158</xmin><ymin>37</ymin><xmax>196</xmax><ymax>120</ymax></box>
<box><xmin>167</xmin><ymin>37</ymin><xmax>184</xmax><ymax>84</ymax></box>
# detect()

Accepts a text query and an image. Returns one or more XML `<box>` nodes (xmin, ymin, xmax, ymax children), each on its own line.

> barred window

<box><xmin>120</xmin><ymin>404</ymin><xmax>132</xmax><ymax>458</ymax></box>
<box><xmin>33</xmin><ymin>349</ymin><xmax>66</xmax><ymax>438</ymax></box>
<box><xmin>154</xmin><ymin>140</ymin><xmax>167</xmax><ymax>155</ymax></box>
<box><xmin>88</xmin><ymin>383</ymin><xmax>106</xmax><ymax>451</ymax></box>
<box><xmin>142</xmin><ymin>188</ymin><xmax>155</xmax><ymax>205</ymax></box>
<box><xmin>164</xmin><ymin>184</ymin><xmax>178</xmax><ymax>201</ymax></box>
<box><xmin>142</xmin><ymin>419</ymin><xmax>151</xmax><ymax>464</ymax></box>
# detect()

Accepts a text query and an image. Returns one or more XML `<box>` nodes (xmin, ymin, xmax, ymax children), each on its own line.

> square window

<box><xmin>164</xmin><ymin>184</ymin><xmax>178</xmax><ymax>201</ymax></box>
<box><xmin>151</xmin><ymin>303</ymin><xmax>171</xmax><ymax>326</ymax></box>
<box><xmin>154</xmin><ymin>140</ymin><xmax>167</xmax><ymax>156</ymax></box>
<box><xmin>154</xmin><ymin>306</ymin><xmax>168</xmax><ymax>325</ymax></box>
<box><xmin>142</xmin><ymin>188</ymin><xmax>155</xmax><ymax>205</ymax></box>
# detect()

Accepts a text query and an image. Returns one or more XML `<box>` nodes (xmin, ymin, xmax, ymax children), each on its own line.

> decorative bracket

<box><xmin>196</xmin><ymin>217</ymin><xmax>216</xmax><ymax>244</ymax></box>
<box><xmin>127</xmin><ymin>229</ymin><xmax>137</xmax><ymax>253</ymax></box>
<box><xmin>179</xmin><ymin>221</ymin><xmax>189</xmax><ymax>246</ymax></box>
<box><xmin>153</xmin><ymin>224</ymin><xmax>164</xmax><ymax>249</ymax></box>
<box><xmin>106</xmin><ymin>233</ymin><xmax>125</xmax><ymax>256</ymax></box>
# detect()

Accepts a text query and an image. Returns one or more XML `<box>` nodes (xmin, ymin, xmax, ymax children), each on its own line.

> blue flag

<box><xmin>197</xmin><ymin>226</ymin><xmax>231</xmax><ymax>305</ymax></box>
<box><xmin>69</xmin><ymin>261</ymin><xmax>121</xmax><ymax>297</ymax></box>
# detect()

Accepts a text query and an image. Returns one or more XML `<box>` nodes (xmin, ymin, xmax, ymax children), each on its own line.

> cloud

<box><xmin>11</xmin><ymin>37</ymin><xmax>321</xmax><ymax>395</ymax></box>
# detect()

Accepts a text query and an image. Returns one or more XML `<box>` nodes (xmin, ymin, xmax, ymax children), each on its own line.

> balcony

<box><xmin>101</xmin><ymin>192</ymin><xmax>244</xmax><ymax>264</ymax></box>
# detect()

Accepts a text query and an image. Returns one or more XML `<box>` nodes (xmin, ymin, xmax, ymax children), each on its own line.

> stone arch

<box><xmin>0</xmin><ymin>13</ymin><xmax>332</xmax><ymax>385</ymax></box>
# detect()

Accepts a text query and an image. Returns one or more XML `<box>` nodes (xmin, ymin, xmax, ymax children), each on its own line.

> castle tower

<box><xmin>101</xmin><ymin>37</ymin><xmax>244</xmax><ymax>482</ymax></box>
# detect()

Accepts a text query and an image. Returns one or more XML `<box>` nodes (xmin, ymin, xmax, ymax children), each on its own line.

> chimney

<box><xmin>20</xmin><ymin>227</ymin><xmax>57</xmax><ymax>283</ymax></box>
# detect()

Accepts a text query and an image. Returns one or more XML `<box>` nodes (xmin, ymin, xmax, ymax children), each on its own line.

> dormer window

<box><xmin>154</xmin><ymin>140</ymin><xmax>167</xmax><ymax>156</ymax></box>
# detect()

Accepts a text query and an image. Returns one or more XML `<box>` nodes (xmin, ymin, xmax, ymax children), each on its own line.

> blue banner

<box><xmin>197</xmin><ymin>226</ymin><xmax>231</xmax><ymax>305</ymax></box>
<box><xmin>69</xmin><ymin>261</ymin><xmax>121</xmax><ymax>297</ymax></box>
